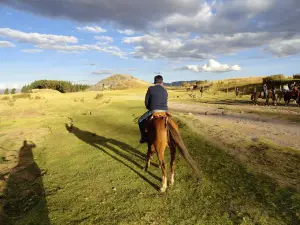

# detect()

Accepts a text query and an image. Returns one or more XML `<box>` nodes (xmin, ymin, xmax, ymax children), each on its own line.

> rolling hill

<box><xmin>90</xmin><ymin>74</ymin><xmax>151</xmax><ymax>90</ymax></box>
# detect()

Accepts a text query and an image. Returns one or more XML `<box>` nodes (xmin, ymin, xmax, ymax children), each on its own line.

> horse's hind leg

<box><xmin>157</xmin><ymin>147</ymin><xmax>167</xmax><ymax>192</ymax></box>
<box><xmin>170</xmin><ymin>142</ymin><xmax>176</xmax><ymax>186</ymax></box>
<box><xmin>144</xmin><ymin>144</ymin><xmax>155</xmax><ymax>171</ymax></box>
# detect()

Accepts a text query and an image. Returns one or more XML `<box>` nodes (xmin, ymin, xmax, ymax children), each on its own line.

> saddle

<box><xmin>145</xmin><ymin>112</ymin><xmax>178</xmax><ymax>132</ymax></box>
<box><xmin>150</xmin><ymin>111</ymin><xmax>171</xmax><ymax>119</ymax></box>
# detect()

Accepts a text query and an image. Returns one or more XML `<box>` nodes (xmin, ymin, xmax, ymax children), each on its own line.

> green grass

<box><xmin>0</xmin><ymin>90</ymin><xmax>299</xmax><ymax>224</ymax></box>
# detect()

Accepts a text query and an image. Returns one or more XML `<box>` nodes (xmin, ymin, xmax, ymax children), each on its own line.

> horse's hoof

<box><xmin>160</xmin><ymin>187</ymin><xmax>167</xmax><ymax>192</ymax></box>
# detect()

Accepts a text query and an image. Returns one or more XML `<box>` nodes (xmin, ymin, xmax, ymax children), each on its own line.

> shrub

<box><xmin>1</xmin><ymin>96</ymin><xmax>10</xmax><ymax>100</ymax></box>
<box><xmin>12</xmin><ymin>93</ymin><xmax>31</xmax><ymax>100</ymax></box>
<box><xmin>11</xmin><ymin>88</ymin><xmax>16</xmax><ymax>94</ymax></box>
<box><xmin>4</xmin><ymin>88</ymin><xmax>9</xmax><ymax>95</ymax></box>
<box><xmin>7</xmin><ymin>99</ymin><xmax>14</xmax><ymax>107</ymax></box>
<box><xmin>95</xmin><ymin>93</ymin><xmax>104</xmax><ymax>100</ymax></box>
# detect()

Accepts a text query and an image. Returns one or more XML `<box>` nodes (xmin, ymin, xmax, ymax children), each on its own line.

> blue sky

<box><xmin>1</xmin><ymin>0</ymin><xmax>300</xmax><ymax>89</ymax></box>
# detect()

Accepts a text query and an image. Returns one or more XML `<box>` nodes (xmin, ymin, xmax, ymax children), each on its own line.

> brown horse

<box><xmin>144</xmin><ymin>112</ymin><xmax>201</xmax><ymax>192</ymax></box>
<box><xmin>186</xmin><ymin>85</ymin><xmax>198</xmax><ymax>91</ymax></box>
<box><xmin>251</xmin><ymin>90</ymin><xmax>277</xmax><ymax>106</ymax></box>
<box><xmin>283</xmin><ymin>89</ymin><xmax>300</xmax><ymax>106</ymax></box>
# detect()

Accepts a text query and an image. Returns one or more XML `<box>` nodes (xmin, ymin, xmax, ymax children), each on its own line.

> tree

<box><xmin>11</xmin><ymin>88</ymin><xmax>16</xmax><ymax>94</ymax></box>
<box><xmin>4</xmin><ymin>88</ymin><xmax>9</xmax><ymax>95</ymax></box>
<box><xmin>293</xmin><ymin>74</ymin><xmax>300</xmax><ymax>79</ymax></box>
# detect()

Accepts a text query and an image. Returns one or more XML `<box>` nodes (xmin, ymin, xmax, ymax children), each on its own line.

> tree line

<box><xmin>2</xmin><ymin>88</ymin><xmax>16</xmax><ymax>95</ymax></box>
<box><xmin>181</xmin><ymin>80</ymin><xmax>209</xmax><ymax>87</ymax></box>
<box><xmin>262</xmin><ymin>74</ymin><xmax>300</xmax><ymax>85</ymax></box>
<box><xmin>21</xmin><ymin>80</ymin><xmax>90</xmax><ymax>93</ymax></box>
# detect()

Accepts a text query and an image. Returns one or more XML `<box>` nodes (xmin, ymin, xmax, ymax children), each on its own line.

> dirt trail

<box><xmin>169</xmin><ymin>102</ymin><xmax>300</xmax><ymax>150</ymax></box>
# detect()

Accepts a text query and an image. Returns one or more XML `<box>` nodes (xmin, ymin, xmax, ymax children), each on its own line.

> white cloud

<box><xmin>76</xmin><ymin>26</ymin><xmax>106</xmax><ymax>33</ymax></box>
<box><xmin>123</xmin><ymin>31</ymin><xmax>299</xmax><ymax>60</ymax></box>
<box><xmin>265</xmin><ymin>37</ymin><xmax>300</xmax><ymax>57</ymax></box>
<box><xmin>35</xmin><ymin>43</ymin><xmax>127</xmax><ymax>58</ymax></box>
<box><xmin>94</xmin><ymin>36</ymin><xmax>114</xmax><ymax>44</ymax></box>
<box><xmin>174</xmin><ymin>59</ymin><xmax>241</xmax><ymax>73</ymax></box>
<box><xmin>92</xmin><ymin>70</ymin><xmax>114</xmax><ymax>75</ymax></box>
<box><xmin>123</xmin><ymin>33</ymin><xmax>199</xmax><ymax>60</ymax></box>
<box><xmin>0</xmin><ymin>28</ymin><xmax>77</xmax><ymax>45</ymax></box>
<box><xmin>21</xmin><ymin>49</ymin><xmax>43</xmax><ymax>53</ymax></box>
<box><xmin>0</xmin><ymin>40</ymin><xmax>15</xmax><ymax>47</ymax></box>
<box><xmin>57</xmin><ymin>50</ymin><xmax>81</xmax><ymax>54</ymax></box>
<box><xmin>2</xmin><ymin>1</ymin><xmax>300</xmax><ymax>60</ymax></box>
<box><xmin>118</xmin><ymin>29</ymin><xmax>135</xmax><ymax>35</ymax></box>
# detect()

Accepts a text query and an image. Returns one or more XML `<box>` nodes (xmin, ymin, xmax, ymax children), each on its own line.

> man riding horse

<box><xmin>138</xmin><ymin>75</ymin><xmax>168</xmax><ymax>143</ymax></box>
<box><xmin>138</xmin><ymin>76</ymin><xmax>201</xmax><ymax>192</ymax></box>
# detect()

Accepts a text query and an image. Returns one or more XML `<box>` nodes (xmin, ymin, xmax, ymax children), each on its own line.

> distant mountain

<box><xmin>90</xmin><ymin>74</ymin><xmax>151</xmax><ymax>90</ymax></box>
<box><xmin>164</xmin><ymin>80</ymin><xmax>199</xmax><ymax>86</ymax></box>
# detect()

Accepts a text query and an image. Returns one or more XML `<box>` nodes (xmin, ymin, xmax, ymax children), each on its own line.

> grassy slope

<box><xmin>0</xmin><ymin>90</ymin><xmax>299</xmax><ymax>225</ymax></box>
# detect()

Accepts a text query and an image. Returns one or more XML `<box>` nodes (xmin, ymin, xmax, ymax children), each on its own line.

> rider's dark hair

<box><xmin>154</xmin><ymin>75</ymin><xmax>163</xmax><ymax>84</ymax></box>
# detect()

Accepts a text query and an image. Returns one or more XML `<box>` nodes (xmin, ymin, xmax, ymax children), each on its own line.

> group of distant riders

<box><xmin>253</xmin><ymin>81</ymin><xmax>300</xmax><ymax>106</ymax></box>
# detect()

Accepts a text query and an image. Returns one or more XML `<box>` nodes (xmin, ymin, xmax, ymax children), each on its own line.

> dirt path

<box><xmin>169</xmin><ymin>102</ymin><xmax>300</xmax><ymax>150</ymax></box>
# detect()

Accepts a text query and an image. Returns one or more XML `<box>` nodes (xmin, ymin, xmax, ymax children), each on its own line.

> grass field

<box><xmin>0</xmin><ymin>89</ymin><xmax>299</xmax><ymax>225</ymax></box>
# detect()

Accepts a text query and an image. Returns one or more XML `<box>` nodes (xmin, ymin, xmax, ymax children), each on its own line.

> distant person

<box><xmin>262</xmin><ymin>83</ymin><xmax>268</xmax><ymax>98</ymax></box>
<box><xmin>138</xmin><ymin>75</ymin><xmax>168</xmax><ymax>143</ymax></box>
<box><xmin>235</xmin><ymin>87</ymin><xmax>239</xmax><ymax>98</ymax></box>
<box><xmin>200</xmin><ymin>86</ymin><xmax>204</xmax><ymax>98</ymax></box>
<box><xmin>290</xmin><ymin>81</ymin><xmax>296</xmax><ymax>90</ymax></box>
<box><xmin>271</xmin><ymin>85</ymin><xmax>276</xmax><ymax>95</ymax></box>
<box><xmin>283</xmin><ymin>84</ymin><xmax>289</xmax><ymax>93</ymax></box>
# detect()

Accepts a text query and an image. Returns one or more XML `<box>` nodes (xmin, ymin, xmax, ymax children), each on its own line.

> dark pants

<box><xmin>138</xmin><ymin>110</ymin><xmax>166</xmax><ymax>140</ymax></box>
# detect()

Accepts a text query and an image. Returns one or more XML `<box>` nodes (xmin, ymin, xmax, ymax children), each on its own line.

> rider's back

<box><xmin>145</xmin><ymin>85</ymin><xmax>168</xmax><ymax>111</ymax></box>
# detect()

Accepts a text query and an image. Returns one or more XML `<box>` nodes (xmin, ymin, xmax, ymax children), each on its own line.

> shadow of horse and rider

<box><xmin>65</xmin><ymin>123</ymin><xmax>162</xmax><ymax>190</ymax></box>
<box><xmin>66</xmin><ymin>112</ymin><xmax>201</xmax><ymax>192</ymax></box>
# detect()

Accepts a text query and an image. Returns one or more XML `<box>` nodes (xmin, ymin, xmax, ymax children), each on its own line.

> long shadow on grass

<box><xmin>65</xmin><ymin>124</ymin><xmax>160</xmax><ymax>190</ymax></box>
<box><xmin>2</xmin><ymin>141</ymin><xmax>50</xmax><ymax>225</ymax></box>
<box><xmin>184</xmin><ymin>131</ymin><xmax>300</xmax><ymax>224</ymax></box>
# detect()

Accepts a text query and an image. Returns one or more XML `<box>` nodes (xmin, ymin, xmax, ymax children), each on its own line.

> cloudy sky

<box><xmin>1</xmin><ymin>0</ymin><xmax>300</xmax><ymax>88</ymax></box>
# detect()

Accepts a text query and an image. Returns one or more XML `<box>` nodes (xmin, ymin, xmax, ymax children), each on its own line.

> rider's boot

<box><xmin>139</xmin><ymin>125</ymin><xmax>148</xmax><ymax>143</ymax></box>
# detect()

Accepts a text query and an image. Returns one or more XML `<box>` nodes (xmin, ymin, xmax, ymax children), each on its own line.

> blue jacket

<box><xmin>145</xmin><ymin>84</ymin><xmax>168</xmax><ymax>111</ymax></box>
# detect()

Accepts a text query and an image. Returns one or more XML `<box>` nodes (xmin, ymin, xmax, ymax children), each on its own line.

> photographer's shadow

<box><xmin>3</xmin><ymin>140</ymin><xmax>50</xmax><ymax>225</ymax></box>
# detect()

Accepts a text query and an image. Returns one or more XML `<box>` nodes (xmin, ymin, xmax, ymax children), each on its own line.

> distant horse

<box><xmin>251</xmin><ymin>90</ymin><xmax>277</xmax><ymax>106</ymax></box>
<box><xmin>186</xmin><ymin>85</ymin><xmax>198</xmax><ymax>91</ymax></box>
<box><xmin>282</xmin><ymin>89</ymin><xmax>300</xmax><ymax>106</ymax></box>
<box><xmin>144</xmin><ymin>112</ymin><xmax>201</xmax><ymax>192</ymax></box>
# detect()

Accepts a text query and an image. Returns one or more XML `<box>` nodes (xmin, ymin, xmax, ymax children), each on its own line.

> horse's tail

<box><xmin>167</xmin><ymin>121</ymin><xmax>202</xmax><ymax>178</ymax></box>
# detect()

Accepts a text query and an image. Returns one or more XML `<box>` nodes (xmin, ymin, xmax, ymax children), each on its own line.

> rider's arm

<box><xmin>145</xmin><ymin>87</ymin><xmax>151</xmax><ymax>110</ymax></box>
